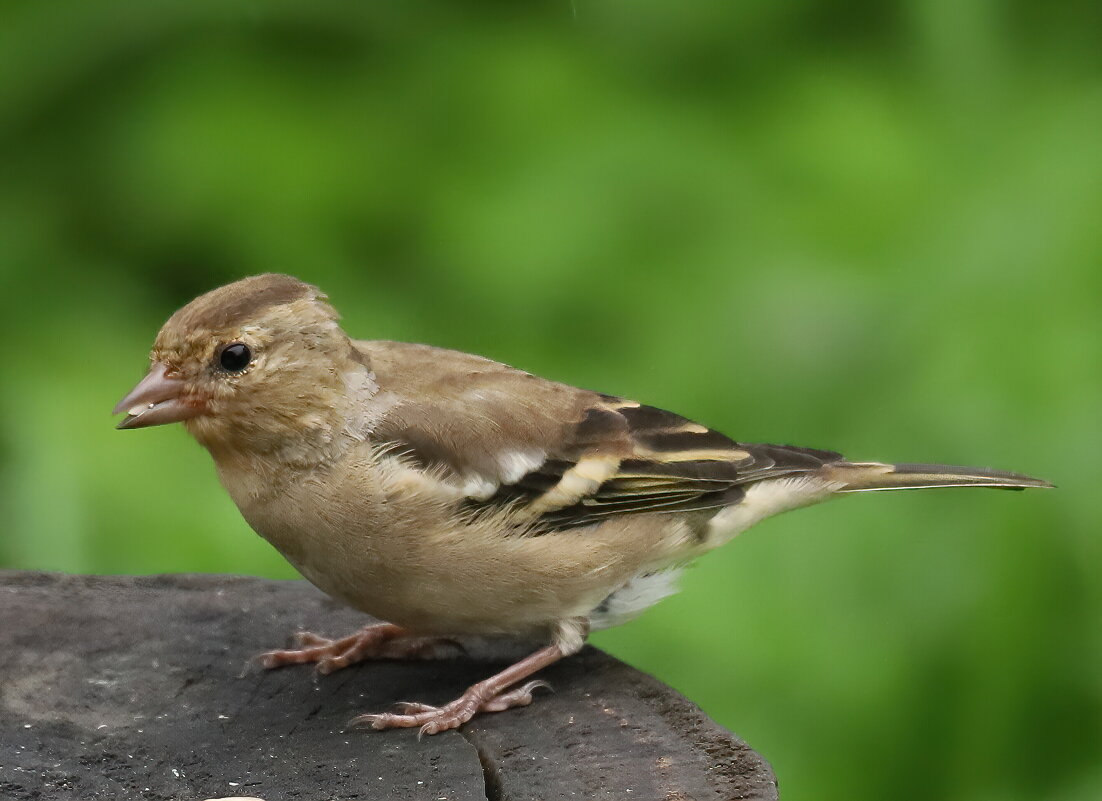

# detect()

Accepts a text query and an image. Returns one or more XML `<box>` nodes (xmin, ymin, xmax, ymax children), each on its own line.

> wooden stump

<box><xmin>0</xmin><ymin>571</ymin><xmax>778</xmax><ymax>800</ymax></box>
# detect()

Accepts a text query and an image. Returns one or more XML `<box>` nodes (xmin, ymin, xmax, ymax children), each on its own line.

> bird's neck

<box><xmin>187</xmin><ymin>362</ymin><xmax>380</xmax><ymax>472</ymax></box>
<box><xmin>193</xmin><ymin>411</ymin><xmax>355</xmax><ymax>472</ymax></box>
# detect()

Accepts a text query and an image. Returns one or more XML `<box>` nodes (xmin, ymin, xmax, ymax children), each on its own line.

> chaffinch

<box><xmin>114</xmin><ymin>274</ymin><xmax>1051</xmax><ymax>734</ymax></box>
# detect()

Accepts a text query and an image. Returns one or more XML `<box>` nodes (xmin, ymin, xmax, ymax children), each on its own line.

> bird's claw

<box><xmin>347</xmin><ymin>679</ymin><xmax>552</xmax><ymax>735</ymax></box>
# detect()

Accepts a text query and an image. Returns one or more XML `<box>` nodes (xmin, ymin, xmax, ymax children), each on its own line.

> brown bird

<box><xmin>113</xmin><ymin>274</ymin><xmax>1052</xmax><ymax>735</ymax></box>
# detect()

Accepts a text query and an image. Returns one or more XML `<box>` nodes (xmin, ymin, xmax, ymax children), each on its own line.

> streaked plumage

<box><xmin>114</xmin><ymin>274</ymin><xmax>1052</xmax><ymax>734</ymax></box>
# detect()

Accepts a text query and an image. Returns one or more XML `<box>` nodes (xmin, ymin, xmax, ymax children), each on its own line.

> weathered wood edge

<box><xmin>0</xmin><ymin>570</ymin><xmax>779</xmax><ymax>800</ymax></box>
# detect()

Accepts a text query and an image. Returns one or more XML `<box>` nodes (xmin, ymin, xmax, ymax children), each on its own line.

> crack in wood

<box><xmin>460</xmin><ymin>729</ymin><xmax>504</xmax><ymax>801</ymax></box>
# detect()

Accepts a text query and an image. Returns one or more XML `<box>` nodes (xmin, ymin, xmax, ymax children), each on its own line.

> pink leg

<box><xmin>350</xmin><ymin>644</ymin><xmax>563</xmax><ymax>735</ymax></box>
<box><xmin>258</xmin><ymin>623</ymin><xmax>461</xmax><ymax>675</ymax></box>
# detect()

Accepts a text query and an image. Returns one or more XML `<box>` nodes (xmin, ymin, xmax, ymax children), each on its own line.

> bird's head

<box><xmin>114</xmin><ymin>274</ymin><xmax>376</xmax><ymax>462</ymax></box>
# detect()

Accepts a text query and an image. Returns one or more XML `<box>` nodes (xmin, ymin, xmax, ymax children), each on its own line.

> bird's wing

<box><xmin>358</xmin><ymin>340</ymin><xmax>842</xmax><ymax>531</ymax></box>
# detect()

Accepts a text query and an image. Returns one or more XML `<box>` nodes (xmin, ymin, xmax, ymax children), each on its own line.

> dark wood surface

<box><xmin>0</xmin><ymin>571</ymin><xmax>778</xmax><ymax>800</ymax></box>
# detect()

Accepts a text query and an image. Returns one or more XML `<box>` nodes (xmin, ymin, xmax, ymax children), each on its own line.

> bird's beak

<box><xmin>113</xmin><ymin>362</ymin><xmax>207</xmax><ymax>430</ymax></box>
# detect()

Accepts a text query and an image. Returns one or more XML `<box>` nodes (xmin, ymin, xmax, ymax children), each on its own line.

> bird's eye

<box><xmin>219</xmin><ymin>343</ymin><xmax>252</xmax><ymax>373</ymax></box>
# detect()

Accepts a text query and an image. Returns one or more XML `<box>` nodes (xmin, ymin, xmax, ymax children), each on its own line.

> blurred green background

<box><xmin>1</xmin><ymin>2</ymin><xmax>1099</xmax><ymax>799</ymax></box>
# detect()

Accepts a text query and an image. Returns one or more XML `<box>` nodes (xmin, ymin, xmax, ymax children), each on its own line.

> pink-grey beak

<box><xmin>113</xmin><ymin>362</ymin><xmax>207</xmax><ymax>430</ymax></box>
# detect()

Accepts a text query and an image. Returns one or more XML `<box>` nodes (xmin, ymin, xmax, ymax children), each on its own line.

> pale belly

<box><xmin>226</xmin><ymin>463</ymin><xmax>695</xmax><ymax>637</ymax></box>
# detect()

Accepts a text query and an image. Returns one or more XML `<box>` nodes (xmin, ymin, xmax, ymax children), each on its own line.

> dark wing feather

<box><xmin>462</xmin><ymin>397</ymin><xmax>841</xmax><ymax>531</ymax></box>
<box><xmin>358</xmin><ymin>340</ymin><xmax>842</xmax><ymax>533</ymax></box>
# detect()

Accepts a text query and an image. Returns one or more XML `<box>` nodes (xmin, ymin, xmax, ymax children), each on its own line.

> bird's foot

<box><xmin>350</xmin><ymin>679</ymin><xmax>551</xmax><ymax>736</ymax></box>
<box><xmin>258</xmin><ymin>623</ymin><xmax>463</xmax><ymax>675</ymax></box>
<box><xmin>348</xmin><ymin>642</ymin><xmax>566</xmax><ymax>734</ymax></box>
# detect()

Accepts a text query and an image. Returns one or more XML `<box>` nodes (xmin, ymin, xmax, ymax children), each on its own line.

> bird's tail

<box><xmin>820</xmin><ymin>461</ymin><xmax>1054</xmax><ymax>493</ymax></box>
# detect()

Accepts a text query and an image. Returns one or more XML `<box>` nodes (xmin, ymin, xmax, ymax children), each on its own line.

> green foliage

<box><xmin>1</xmin><ymin>3</ymin><xmax>1098</xmax><ymax>799</ymax></box>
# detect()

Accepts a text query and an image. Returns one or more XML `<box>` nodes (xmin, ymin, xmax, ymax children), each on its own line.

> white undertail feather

<box><xmin>589</xmin><ymin>570</ymin><xmax>683</xmax><ymax>630</ymax></box>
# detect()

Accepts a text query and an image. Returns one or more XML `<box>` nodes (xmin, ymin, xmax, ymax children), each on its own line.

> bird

<box><xmin>113</xmin><ymin>273</ymin><xmax>1052</xmax><ymax>735</ymax></box>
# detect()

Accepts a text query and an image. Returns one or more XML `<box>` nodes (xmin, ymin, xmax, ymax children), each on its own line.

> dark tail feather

<box><xmin>823</xmin><ymin>462</ymin><xmax>1054</xmax><ymax>492</ymax></box>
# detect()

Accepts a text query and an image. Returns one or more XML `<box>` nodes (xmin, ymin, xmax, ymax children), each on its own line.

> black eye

<box><xmin>219</xmin><ymin>343</ymin><xmax>252</xmax><ymax>373</ymax></box>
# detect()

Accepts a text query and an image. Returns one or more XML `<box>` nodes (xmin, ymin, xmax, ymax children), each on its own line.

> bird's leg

<box><xmin>350</xmin><ymin>643</ymin><xmax>564</xmax><ymax>735</ymax></box>
<box><xmin>258</xmin><ymin>623</ymin><xmax>463</xmax><ymax>675</ymax></box>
